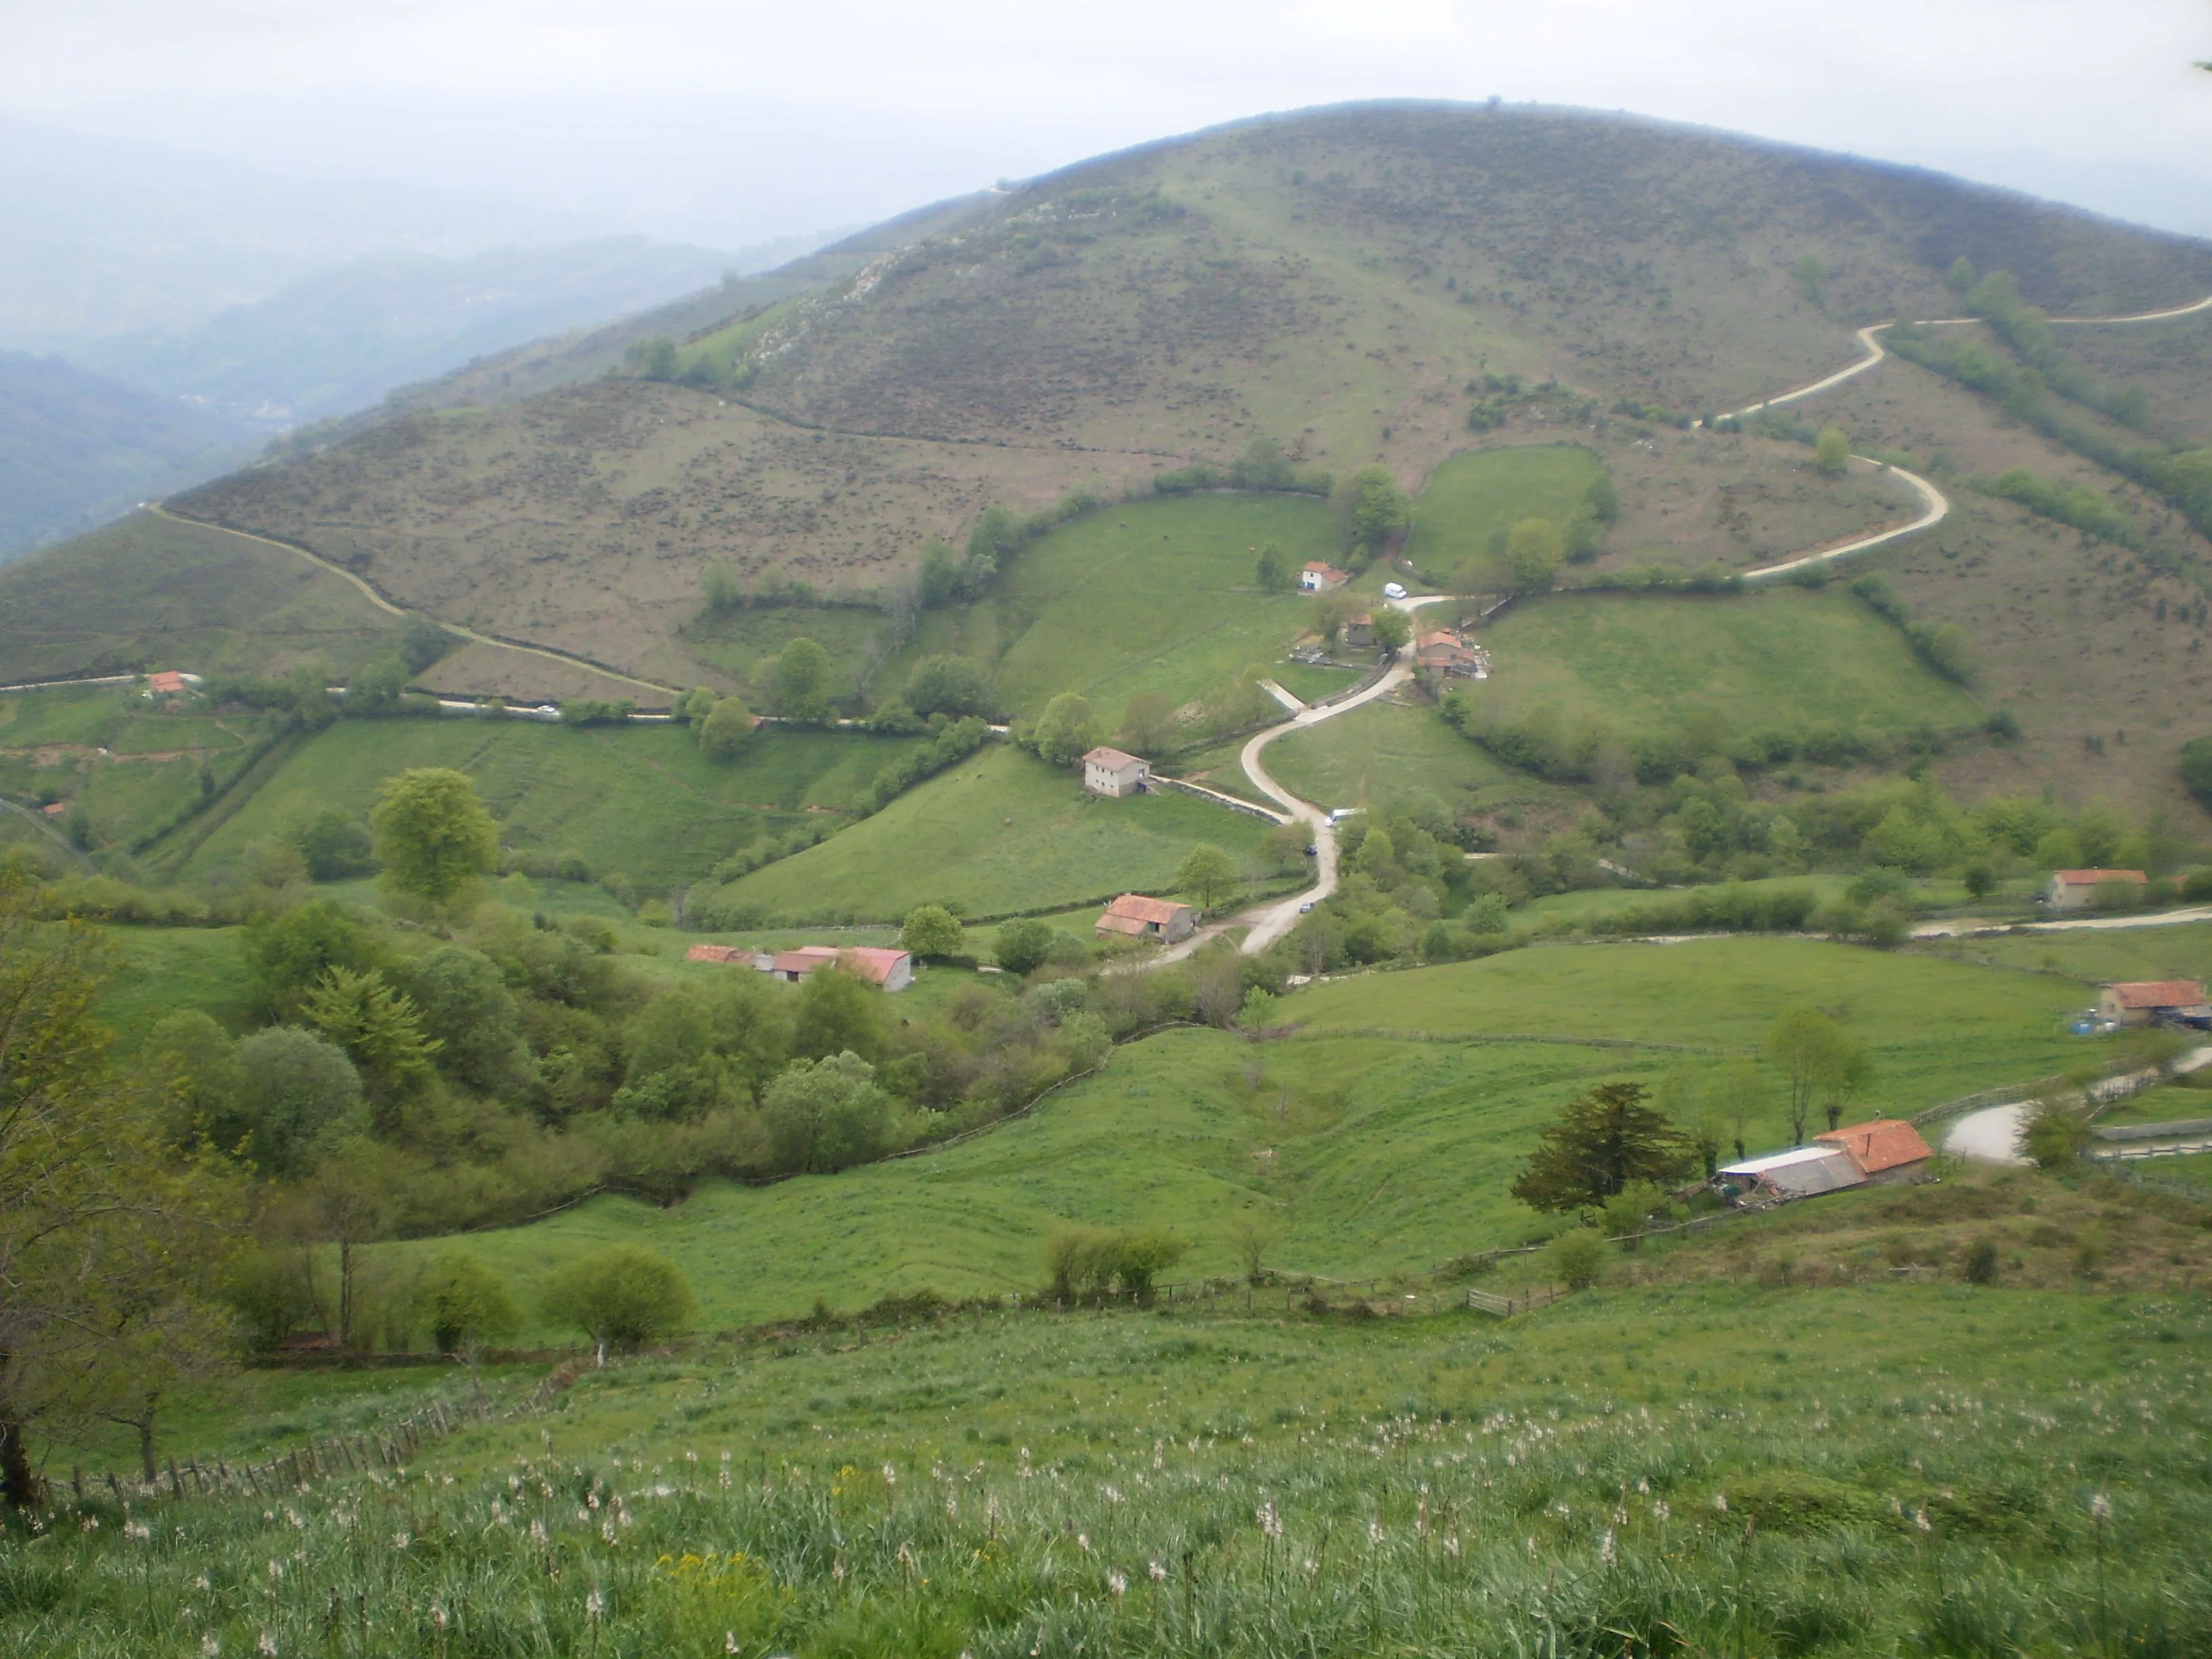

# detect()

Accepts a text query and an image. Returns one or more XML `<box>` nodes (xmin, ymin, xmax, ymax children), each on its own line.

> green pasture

<box><xmin>166</xmin><ymin>717</ymin><xmax>926</xmax><ymax>889</ymax></box>
<box><xmin>1292</xmin><ymin>935</ymin><xmax>2083</xmax><ymax>1109</ymax></box>
<box><xmin>1475</xmin><ymin>586</ymin><xmax>1982</xmax><ymax>741</ymax></box>
<box><xmin>89</xmin><ymin>924</ymin><xmax>255</xmax><ymax>1040</ymax></box>
<box><xmin>880</xmin><ymin>493</ymin><xmax>1339</xmax><ymax>729</ymax></box>
<box><xmin>1261</xmin><ymin>697</ymin><xmax>1567</xmax><ymax>817</ymax></box>
<box><xmin>708</xmin><ymin>743</ymin><xmax>1273</xmax><ymax>924</ymax></box>
<box><xmin>387</xmin><ymin>1027</ymin><xmax>1650</xmax><ymax>1334</ymax></box>
<box><xmin>680</xmin><ymin>602</ymin><xmax>891</xmax><ymax>705</ymax></box>
<box><xmin>1403</xmin><ymin>444</ymin><xmax>1604</xmax><ymax>580</ymax></box>
<box><xmin>1925</xmin><ymin>918</ymin><xmax>2212</xmax><ymax>989</ymax></box>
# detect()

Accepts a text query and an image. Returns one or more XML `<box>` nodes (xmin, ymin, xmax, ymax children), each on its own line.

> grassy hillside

<box><xmin>347</xmin><ymin>935</ymin><xmax>2083</xmax><ymax>1333</ymax></box>
<box><xmin>165</xmin><ymin>716</ymin><xmax>925</xmax><ymax>890</ymax></box>
<box><xmin>1403</xmin><ymin>444</ymin><xmax>1602</xmax><ymax>577</ymax></box>
<box><xmin>883</xmin><ymin>493</ymin><xmax>1334</xmax><ymax>727</ymax></box>
<box><xmin>1260</xmin><ymin>695</ymin><xmax>1565</xmax><ymax>818</ymax></box>
<box><xmin>704</xmin><ymin>743</ymin><xmax>1274</xmax><ymax>924</ymax></box>
<box><xmin>45</xmin><ymin>1270</ymin><xmax>2212</xmax><ymax>1659</ymax></box>
<box><xmin>1475</xmin><ymin>585</ymin><xmax>1984</xmax><ymax>744</ymax></box>
<box><xmin>0</xmin><ymin>510</ymin><xmax>398</xmax><ymax>684</ymax></box>
<box><xmin>140</xmin><ymin>105</ymin><xmax>2212</xmax><ymax>704</ymax></box>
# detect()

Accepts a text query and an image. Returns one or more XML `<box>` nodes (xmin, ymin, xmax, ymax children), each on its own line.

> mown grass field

<box><xmin>707</xmin><ymin>744</ymin><xmax>1273</xmax><ymax>924</ymax></box>
<box><xmin>880</xmin><ymin>494</ymin><xmax>1337</xmax><ymax>730</ymax></box>
<box><xmin>1401</xmin><ymin>443</ymin><xmax>1603</xmax><ymax>581</ymax></box>
<box><xmin>1476</xmin><ymin>586</ymin><xmax>1984</xmax><ymax>742</ymax></box>
<box><xmin>165</xmin><ymin>718</ymin><xmax>928</xmax><ymax>889</ymax></box>
<box><xmin>89</xmin><ymin>924</ymin><xmax>255</xmax><ymax>1040</ymax></box>
<box><xmin>1259</xmin><ymin>696</ymin><xmax>1571</xmax><ymax>818</ymax></box>
<box><xmin>30</xmin><ymin>1275</ymin><xmax>2212</xmax><ymax>1659</ymax></box>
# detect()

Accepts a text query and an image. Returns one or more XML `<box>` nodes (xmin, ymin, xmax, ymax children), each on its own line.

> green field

<box><xmin>1260</xmin><ymin>697</ymin><xmax>1569</xmax><ymax>817</ymax></box>
<box><xmin>705</xmin><ymin>743</ymin><xmax>1275</xmax><ymax>924</ymax></box>
<box><xmin>1920</xmin><ymin>919</ymin><xmax>2212</xmax><ymax>989</ymax></box>
<box><xmin>1402</xmin><ymin>444</ymin><xmax>1604</xmax><ymax>580</ymax></box>
<box><xmin>0</xmin><ymin>512</ymin><xmax>398</xmax><ymax>685</ymax></box>
<box><xmin>349</xmin><ymin>937</ymin><xmax>2087</xmax><ymax>1336</ymax></box>
<box><xmin>164</xmin><ymin>716</ymin><xmax>927</xmax><ymax>888</ymax></box>
<box><xmin>879</xmin><ymin>494</ymin><xmax>1339</xmax><ymax>730</ymax></box>
<box><xmin>1291</xmin><ymin>935</ymin><xmax>2082</xmax><ymax>1104</ymax></box>
<box><xmin>1475</xmin><ymin>586</ymin><xmax>1984</xmax><ymax>741</ymax></box>
<box><xmin>89</xmin><ymin>924</ymin><xmax>255</xmax><ymax>1040</ymax></box>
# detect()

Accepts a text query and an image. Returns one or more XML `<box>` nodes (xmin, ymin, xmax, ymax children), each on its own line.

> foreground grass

<box><xmin>708</xmin><ymin>745</ymin><xmax>1273</xmax><ymax>924</ymax></box>
<box><xmin>19</xmin><ymin>1276</ymin><xmax>2211</xmax><ymax>1658</ymax></box>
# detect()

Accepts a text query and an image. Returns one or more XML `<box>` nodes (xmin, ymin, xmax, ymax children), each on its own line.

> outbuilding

<box><xmin>695</xmin><ymin>943</ymin><xmax>914</xmax><ymax>992</ymax></box>
<box><xmin>1298</xmin><ymin>562</ymin><xmax>1350</xmax><ymax>592</ymax></box>
<box><xmin>2046</xmin><ymin>868</ymin><xmax>2148</xmax><ymax>911</ymax></box>
<box><xmin>1814</xmin><ymin>1118</ymin><xmax>1935</xmax><ymax>1184</ymax></box>
<box><xmin>1082</xmin><ymin>746</ymin><xmax>1151</xmax><ymax>798</ymax></box>
<box><xmin>1715</xmin><ymin>1145</ymin><xmax>1866</xmax><ymax>1204</ymax></box>
<box><xmin>2097</xmin><ymin>979</ymin><xmax>2209</xmax><ymax>1027</ymax></box>
<box><xmin>1095</xmin><ymin>893</ymin><xmax>1197</xmax><ymax>943</ymax></box>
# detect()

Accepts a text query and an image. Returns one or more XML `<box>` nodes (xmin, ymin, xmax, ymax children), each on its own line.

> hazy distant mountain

<box><xmin>73</xmin><ymin>237</ymin><xmax>771</xmax><ymax>426</ymax></box>
<box><xmin>0</xmin><ymin>117</ymin><xmax>594</xmax><ymax>351</ymax></box>
<box><xmin>0</xmin><ymin>352</ymin><xmax>249</xmax><ymax>557</ymax></box>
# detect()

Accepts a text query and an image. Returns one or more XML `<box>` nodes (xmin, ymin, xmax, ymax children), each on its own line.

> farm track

<box><xmin>1191</xmin><ymin>287</ymin><xmax>2212</xmax><ymax>957</ymax></box>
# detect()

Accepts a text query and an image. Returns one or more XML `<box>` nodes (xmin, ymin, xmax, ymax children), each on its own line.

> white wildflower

<box><xmin>1149</xmin><ymin>1559</ymin><xmax>1167</xmax><ymax>1582</ymax></box>
<box><xmin>1107</xmin><ymin>1569</ymin><xmax>1128</xmax><ymax>1597</ymax></box>
<box><xmin>1076</xmin><ymin>1531</ymin><xmax>1091</xmax><ymax>1552</ymax></box>
<box><xmin>1914</xmin><ymin>1509</ymin><xmax>1931</xmax><ymax>1534</ymax></box>
<box><xmin>530</xmin><ymin>1519</ymin><xmax>549</xmax><ymax>1544</ymax></box>
<box><xmin>257</xmin><ymin>1635</ymin><xmax>278</xmax><ymax>1658</ymax></box>
<box><xmin>1652</xmin><ymin>1500</ymin><xmax>1671</xmax><ymax>1523</ymax></box>
<box><xmin>602</xmin><ymin>1519</ymin><xmax>618</xmax><ymax>1545</ymax></box>
<box><xmin>882</xmin><ymin>1463</ymin><xmax>897</xmax><ymax>1487</ymax></box>
<box><xmin>1368</xmin><ymin>1518</ymin><xmax>1385</xmax><ymax>1546</ymax></box>
<box><xmin>432</xmin><ymin>1603</ymin><xmax>449</xmax><ymax>1631</ymax></box>
<box><xmin>123</xmin><ymin>1520</ymin><xmax>151</xmax><ymax>1541</ymax></box>
<box><xmin>1103</xmin><ymin>1483</ymin><xmax>1123</xmax><ymax>1505</ymax></box>
<box><xmin>724</xmin><ymin>1635</ymin><xmax>739</xmax><ymax>1655</ymax></box>
<box><xmin>194</xmin><ymin>1574</ymin><xmax>212</xmax><ymax>1592</ymax></box>
<box><xmin>1444</xmin><ymin>1534</ymin><xmax>1461</xmax><ymax>1559</ymax></box>
<box><xmin>1600</xmin><ymin>1528</ymin><xmax>1618</xmax><ymax>1567</ymax></box>
<box><xmin>1711</xmin><ymin>1492</ymin><xmax>1727</xmax><ymax>1514</ymax></box>
<box><xmin>585</xmin><ymin>1588</ymin><xmax>605</xmax><ymax>1622</ymax></box>
<box><xmin>392</xmin><ymin>1531</ymin><xmax>411</xmax><ymax>1550</ymax></box>
<box><xmin>200</xmin><ymin>1637</ymin><xmax>220</xmax><ymax>1658</ymax></box>
<box><xmin>1256</xmin><ymin>1498</ymin><xmax>1283</xmax><ymax>1539</ymax></box>
<box><xmin>267</xmin><ymin>1559</ymin><xmax>284</xmax><ymax>1581</ymax></box>
<box><xmin>2091</xmin><ymin>1492</ymin><xmax>2114</xmax><ymax>1521</ymax></box>
<box><xmin>79</xmin><ymin>1515</ymin><xmax>98</xmax><ymax>1532</ymax></box>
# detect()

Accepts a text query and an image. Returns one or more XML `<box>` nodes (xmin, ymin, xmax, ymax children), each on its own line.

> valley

<box><xmin>6</xmin><ymin>100</ymin><xmax>2212</xmax><ymax>1659</ymax></box>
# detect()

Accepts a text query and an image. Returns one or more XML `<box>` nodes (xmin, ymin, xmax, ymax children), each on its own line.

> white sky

<box><xmin>3</xmin><ymin>0</ymin><xmax>2208</xmax><ymax>248</ymax></box>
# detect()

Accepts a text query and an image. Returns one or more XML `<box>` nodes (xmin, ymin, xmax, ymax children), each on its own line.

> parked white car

<box><xmin>1382</xmin><ymin>581</ymin><xmax>1408</xmax><ymax>600</ymax></box>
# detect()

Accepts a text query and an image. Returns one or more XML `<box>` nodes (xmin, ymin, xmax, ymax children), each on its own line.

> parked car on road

<box><xmin>1382</xmin><ymin>581</ymin><xmax>1408</xmax><ymax>600</ymax></box>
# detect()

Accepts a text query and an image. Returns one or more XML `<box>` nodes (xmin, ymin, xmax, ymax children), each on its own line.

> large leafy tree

<box><xmin>0</xmin><ymin>882</ymin><xmax>244</xmax><ymax>1507</ymax></box>
<box><xmin>540</xmin><ymin>1244</ymin><xmax>695</xmax><ymax>1362</ymax></box>
<box><xmin>777</xmin><ymin>638</ymin><xmax>834</xmax><ymax>722</ymax></box>
<box><xmin>698</xmin><ymin>695</ymin><xmax>758</xmax><ymax>760</ymax></box>
<box><xmin>1177</xmin><ymin>842</ymin><xmax>1240</xmax><ymax>911</ymax></box>
<box><xmin>1027</xmin><ymin>691</ymin><xmax>1099</xmax><ymax>768</ymax></box>
<box><xmin>1764</xmin><ymin>1005</ymin><xmax>1864</xmax><ymax>1143</ymax></box>
<box><xmin>369</xmin><ymin>767</ymin><xmax>499</xmax><ymax>912</ymax></box>
<box><xmin>1511</xmin><ymin>1081</ymin><xmax>1698</xmax><ymax>1212</ymax></box>
<box><xmin>1338</xmin><ymin>464</ymin><xmax>1412</xmax><ymax>559</ymax></box>
<box><xmin>762</xmin><ymin>1050</ymin><xmax>897</xmax><ymax>1174</ymax></box>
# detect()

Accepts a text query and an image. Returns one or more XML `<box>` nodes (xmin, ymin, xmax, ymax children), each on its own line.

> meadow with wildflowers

<box><xmin>10</xmin><ymin>1273</ymin><xmax>2211</xmax><ymax>1657</ymax></box>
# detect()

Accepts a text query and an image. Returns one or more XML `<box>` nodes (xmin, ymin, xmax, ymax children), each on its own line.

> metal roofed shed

<box><xmin>1715</xmin><ymin>1145</ymin><xmax>1866</xmax><ymax>1204</ymax></box>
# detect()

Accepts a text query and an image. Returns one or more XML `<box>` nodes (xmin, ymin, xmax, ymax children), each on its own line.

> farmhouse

<box><xmin>1715</xmin><ymin>1145</ymin><xmax>1866</xmax><ymax>1204</ymax></box>
<box><xmin>1414</xmin><ymin>630</ymin><xmax>1488</xmax><ymax>678</ymax></box>
<box><xmin>1082</xmin><ymin>745</ymin><xmax>1151</xmax><ymax>798</ymax></box>
<box><xmin>1343</xmin><ymin>612</ymin><xmax>1374</xmax><ymax>649</ymax></box>
<box><xmin>687</xmin><ymin>941</ymin><xmax>914</xmax><ymax>992</ymax></box>
<box><xmin>2097</xmin><ymin>980</ymin><xmax>2209</xmax><ymax>1027</ymax></box>
<box><xmin>1815</xmin><ymin>1118</ymin><xmax>1935</xmax><ymax>1185</ymax></box>
<box><xmin>2045</xmin><ymin>868</ymin><xmax>2148</xmax><ymax>911</ymax></box>
<box><xmin>1095</xmin><ymin>893</ymin><xmax>1197</xmax><ymax>943</ymax></box>
<box><xmin>1298</xmin><ymin>562</ymin><xmax>1350</xmax><ymax>592</ymax></box>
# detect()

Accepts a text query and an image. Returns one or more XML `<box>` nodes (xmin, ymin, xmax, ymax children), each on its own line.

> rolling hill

<box><xmin>5</xmin><ymin>101</ymin><xmax>2211</xmax><ymax>822</ymax></box>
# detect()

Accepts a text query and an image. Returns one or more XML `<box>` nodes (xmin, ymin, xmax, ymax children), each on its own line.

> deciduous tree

<box><xmin>899</xmin><ymin>904</ymin><xmax>966</xmax><ymax>961</ymax></box>
<box><xmin>1027</xmin><ymin>691</ymin><xmax>1098</xmax><ymax>767</ymax></box>
<box><xmin>698</xmin><ymin>695</ymin><xmax>757</xmax><ymax>759</ymax></box>
<box><xmin>1814</xmin><ymin>426</ymin><xmax>1851</xmax><ymax>475</ymax></box>
<box><xmin>369</xmin><ymin>767</ymin><xmax>499</xmax><ymax>912</ymax></box>
<box><xmin>762</xmin><ymin>1050</ymin><xmax>896</xmax><ymax>1173</ymax></box>
<box><xmin>1177</xmin><ymin>842</ymin><xmax>1240</xmax><ymax>911</ymax></box>
<box><xmin>1370</xmin><ymin>607</ymin><xmax>1414</xmax><ymax>653</ymax></box>
<box><xmin>541</xmin><ymin>1244</ymin><xmax>695</xmax><ymax>1361</ymax></box>
<box><xmin>777</xmin><ymin>638</ymin><xmax>834</xmax><ymax>722</ymax></box>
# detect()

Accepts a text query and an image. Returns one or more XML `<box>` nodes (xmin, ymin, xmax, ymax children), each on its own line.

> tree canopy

<box><xmin>540</xmin><ymin>1244</ymin><xmax>695</xmax><ymax>1358</ymax></box>
<box><xmin>698</xmin><ymin>695</ymin><xmax>757</xmax><ymax>760</ymax></box>
<box><xmin>777</xmin><ymin>638</ymin><xmax>834</xmax><ymax>722</ymax></box>
<box><xmin>900</xmin><ymin>903</ymin><xmax>966</xmax><ymax>960</ymax></box>
<box><xmin>1510</xmin><ymin>1081</ymin><xmax>1698</xmax><ymax>1211</ymax></box>
<box><xmin>1338</xmin><ymin>464</ymin><xmax>1412</xmax><ymax>559</ymax></box>
<box><xmin>1176</xmin><ymin>843</ymin><xmax>1240</xmax><ymax>911</ymax></box>
<box><xmin>1814</xmin><ymin>426</ymin><xmax>1851</xmax><ymax>476</ymax></box>
<box><xmin>762</xmin><ymin>1050</ymin><xmax>897</xmax><ymax>1174</ymax></box>
<box><xmin>1027</xmin><ymin>691</ymin><xmax>1098</xmax><ymax>768</ymax></box>
<box><xmin>905</xmin><ymin>655</ymin><xmax>995</xmax><ymax>718</ymax></box>
<box><xmin>369</xmin><ymin>768</ymin><xmax>499</xmax><ymax>912</ymax></box>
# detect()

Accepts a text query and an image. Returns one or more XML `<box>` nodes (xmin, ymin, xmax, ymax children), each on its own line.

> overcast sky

<box><xmin>3</xmin><ymin>0</ymin><xmax>2208</xmax><ymax>249</ymax></box>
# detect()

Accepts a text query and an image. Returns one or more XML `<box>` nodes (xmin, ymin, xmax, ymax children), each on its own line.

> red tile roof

<box><xmin>2104</xmin><ymin>979</ymin><xmax>2206</xmax><ymax>1010</ymax></box>
<box><xmin>1815</xmin><ymin>1119</ymin><xmax>1934</xmax><ymax>1175</ymax></box>
<box><xmin>2051</xmin><ymin>868</ymin><xmax>2148</xmax><ymax>887</ymax></box>
<box><xmin>685</xmin><ymin>943</ymin><xmax>747</xmax><ymax>963</ymax></box>
<box><xmin>1102</xmin><ymin>893</ymin><xmax>1191</xmax><ymax>926</ymax></box>
<box><xmin>147</xmin><ymin>671</ymin><xmax>188</xmax><ymax>694</ymax></box>
<box><xmin>836</xmin><ymin>947</ymin><xmax>913</xmax><ymax>985</ymax></box>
